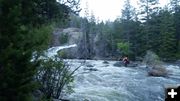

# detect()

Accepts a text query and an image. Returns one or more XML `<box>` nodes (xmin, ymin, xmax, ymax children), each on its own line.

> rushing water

<box><xmin>47</xmin><ymin>45</ymin><xmax>180</xmax><ymax>101</ymax></box>
<box><xmin>64</xmin><ymin>60</ymin><xmax>180</xmax><ymax>101</ymax></box>
<box><xmin>46</xmin><ymin>44</ymin><xmax>77</xmax><ymax>57</ymax></box>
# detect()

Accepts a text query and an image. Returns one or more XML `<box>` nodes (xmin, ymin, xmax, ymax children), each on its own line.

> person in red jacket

<box><xmin>122</xmin><ymin>56</ymin><xmax>130</xmax><ymax>67</ymax></box>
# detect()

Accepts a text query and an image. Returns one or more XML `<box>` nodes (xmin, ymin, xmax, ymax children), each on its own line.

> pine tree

<box><xmin>121</xmin><ymin>0</ymin><xmax>135</xmax><ymax>21</ymax></box>
<box><xmin>120</xmin><ymin>0</ymin><xmax>140</xmax><ymax>59</ymax></box>
<box><xmin>158</xmin><ymin>9</ymin><xmax>176</xmax><ymax>60</ymax></box>
<box><xmin>0</xmin><ymin>0</ymin><xmax>78</xmax><ymax>100</ymax></box>
<box><xmin>170</xmin><ymin>0</ymin><xmax>180</xmax><ymax>58</ymax></box>
<box><xmin>139</xmin><ymin>0</ymin><xmax>160</xmax><ymax>50</ymax></box>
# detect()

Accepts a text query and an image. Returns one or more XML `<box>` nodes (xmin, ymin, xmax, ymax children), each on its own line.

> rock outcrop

<box><xmin>52</xmin><ymin>27</ymin><xmax>83</xmax><ymax>58</ymax></box>
<box><xmin>52</xmin><ymin>27</ymin><xmax>83</xmax><ymax>46</ymax></box>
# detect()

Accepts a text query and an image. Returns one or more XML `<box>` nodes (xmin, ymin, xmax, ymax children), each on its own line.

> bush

<box><xmin>58</xmin><ymin>50</ymin><xmax>68</xmax><ymax>59</ymax></box>
<box><xmin>35</xmin><ymin>56</ymin><xmax>77</xmax><ymax>100</ymax></box>
<box><xmin>117</xmin><ymin>42</ymin><xmax>130</xmax><ymax>56</ymax></box>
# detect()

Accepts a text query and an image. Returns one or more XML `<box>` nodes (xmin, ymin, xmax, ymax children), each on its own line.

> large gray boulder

<box><xmin>113</xmin><ymin>61</ymin><xmax>124</xmax><ymax>67</ymax></box>
<box><xmin>103</xmin><ymin>60</ymin><xmax>109</xmax><ymax>64</ymax></box>
<box><xmin>148</xmin><ymin>66</ymin><xmax>168</xmax><ymax>77</ymax></box>
<box><xmin>113</xmin><ymin>61</ymin><xmax>138</xmax><ymax>67</ymax></box>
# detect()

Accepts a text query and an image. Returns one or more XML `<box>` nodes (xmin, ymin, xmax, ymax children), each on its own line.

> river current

<box><xmin>66</xmin><ymin>60</ymin><xmax>180</xmax><ymax>101</ymax></box>
<box><xmin>47</xmin><ymin>45</ymin><xmax>180</xmax><ymax>101</ymax></box>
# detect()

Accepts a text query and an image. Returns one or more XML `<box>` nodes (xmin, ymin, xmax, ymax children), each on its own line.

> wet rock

<box><xmin>113</xmin><ymin>61</ymin><xmax>124</xmax><ymax>67</ymax></box>
<box><xmin>84</xmin><ymin>68</ymin><xmax>98</xmax><ymax>71</ymax></box>
<box><xmin>54</xmin><ymin>99</ymin><xmax>70</xmax><ymax>101</ymax></box>
<box><xmin>86</xmin><ymin>64</ymin><xmax>94</xmax><ymax>67</ymax></box>
<box><xmin>103</xmin><ymin>60</ymin><xmax>109</xmax><ymax>64</ymax></box>
<box><xmin>148</xmin><ymin>66</ymin><xmax>168</xmax><ymax>77</ymax></box>
<box><xmin>83</xmin><ymin>98</ymin><xmax>90</xmax><ymax>101</ymax></box>
<box><xmin>127</xmin><ymin>63</ymin><xmax>138</xmax><ymax>67</ymax></box>
<box><xmin>114</xmin><ymin>61</ymin><xmax>138</xmax><ymax>67</ymax></box>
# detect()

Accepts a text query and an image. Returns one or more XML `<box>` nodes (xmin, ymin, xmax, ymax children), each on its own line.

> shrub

<box><xmin>35</xmin><ymin>56</ymin><xmax>78</xmax><ymax>100</ymax></box>
<box><xmin>117</xmin><ymin>42</ymin><xmax>130</xmax><ymax>56</ymax></box>
<box><xmin>58</xmin><ymin>50</ymin><xmax>68</xmax><ymax>59</ymax></box>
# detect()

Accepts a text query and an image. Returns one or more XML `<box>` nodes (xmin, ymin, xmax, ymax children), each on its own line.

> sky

<box><xmin>79</xmin><ymin>0</ymin><xmax>170</xmax><ymax>22</ymax></box>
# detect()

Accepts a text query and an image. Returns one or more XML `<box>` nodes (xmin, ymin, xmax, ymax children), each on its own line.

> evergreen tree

<box><xmin>139</xmin><ymin>0</ymin><xmax>159</xmax><ymax>22</ymax></box>
<box><xmin>119</xmin><ymin>0</ymin><xmax>140</xmax><ymax>59</ymax></box>
<box><xmin>121</xmin><ymin>0</ymin><xmax>135</xmax><ymax>42</ymax></box>
<box><xmin>139</xmin><ymin>0</ymin><xmax>159</xmax><ymax>50</ymax></box>
<box><xmin>158</xmin><ymin>9</ymin><xmax>176</xmax><ymax>60</ymax></box>
<box><xmin>170</xmin><ymin>0</ymin><xmax>180</xmax><ymax>58</ymax></box>
<box><xmin>0</xmin><ymin>0</ymin><xmax>79</xmax><ymax>100</ymax></box>
<box><xmin>121</xmin><ymin>0</ymin><xmax>135</xmax><ymax>21</ymax></box>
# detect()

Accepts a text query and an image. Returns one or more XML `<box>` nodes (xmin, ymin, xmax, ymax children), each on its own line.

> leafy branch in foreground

<box><xmin>35</xmin><ymin>56</ymin><xmax>82</xmax><ymax>100</ymax></box>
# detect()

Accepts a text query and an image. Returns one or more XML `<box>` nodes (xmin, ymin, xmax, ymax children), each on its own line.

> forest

<box><xmin>66</xmin><ymin>0</ymin><xmax>180</xmax><ymax>61</ymax></box>
<box><xmin>0</xmin><ymin>0</ymin><xmax>180</xmax><ymax>101</ymax></box>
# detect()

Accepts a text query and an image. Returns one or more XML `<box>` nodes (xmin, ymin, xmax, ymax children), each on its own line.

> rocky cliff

<box><xmin>51</xmin><ymin>27</ymin><xmax>83</xmax><ymax>58</ymax></box>
<box><xmin>52</xmin><ymin>27</ymin><xmax>83</xmax><ymax>46</ymax></box>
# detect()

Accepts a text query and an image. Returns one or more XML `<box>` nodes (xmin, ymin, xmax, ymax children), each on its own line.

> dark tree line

<box><xmin>69</xmin><ymin>0</ymin><xmax>180</xmax><ymax>61</ymax></box>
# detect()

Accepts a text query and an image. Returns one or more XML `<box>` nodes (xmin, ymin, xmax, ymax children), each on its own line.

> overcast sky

<box><xmin>79</xmin><ymin>0</ymin><xmax>170</xmax><ymax>21</ymax></box>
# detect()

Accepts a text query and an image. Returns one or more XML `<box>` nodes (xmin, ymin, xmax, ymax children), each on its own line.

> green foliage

<box><xmin>121</xmin><ymin>0</ymin><xmax>135</xmax><ymax>21</ymax></box>
<box><xmin>35</xmin><ymin>56</ymin><xmax>74</xmax><ymax>99</ymax></box>
<box><xmin>58</xmin><ymin>50</ymin><xmax>68</xmax><ymax>59</ymax></box>
<box><xmin>177</xmin><ymin>39</ymin><xmax>180</xmax><ymax>58</ymax></box>
<box><xmin>117</xmin><ymin>42</ymin><xmax>130</xmax><ymax>56</ymax></box>
<box><xmin>158</xmin><ymin>9</ymin><xmax>177</xmax><ymax>60</ymax></box>
<box><xmin>69</xmin><ymin>14</ymin><xmax>81</xmax><ymax>28</ymax></box>
<box><xmin>59</xmin><ymin>33</ymin><xmax>68</xmax><ymax>45</ymax></box>
<box><xmin>0</xmin><ymin>0</ymin><xmax>79</xmax><ymax>100</ymax></box>
<box><xmin>72</xmin><ymin>1</ymin><xmax>180</xmax><ymax>60</ymax></box>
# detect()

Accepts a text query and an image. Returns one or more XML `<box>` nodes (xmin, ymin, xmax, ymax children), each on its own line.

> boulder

<box><xmin>103</xmin><ymin>60</ymin><xmax>109</xmax><ymax>64</ymax></box>
<box><xmin>113</xmin><ymin>61</ymin><xmax>137</xmax><ymax>67</ymax></box>
<box><xmin>113</xmin><ymin>61</ymin><xmax>124</xmax><ymax>67</ymax></box>
<box><xmin>127</xmin><ymin>63</ymin><xmax>138</xmax><ymax>67</ymax></box>
<box><xmin>86</xmin><ymin>64</ymin><xmax>94</xmax><ymax>67</ymax></box>
<box><xmin>83</xmin><ymin>98</ymin><xmax>90</xmax><ymax>101</ymax></box>
<box><xmin>148</xmin><ymin>66</ymin><xmax>168</xmax><ymax>77</ymax></box>
<box><xmin>84</xmin><ymin>68</ymin><xmax>98</xmax><ymax>71</ymax></box>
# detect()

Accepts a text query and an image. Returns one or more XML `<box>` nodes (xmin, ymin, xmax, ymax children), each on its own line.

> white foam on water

<box><xmin>46</xmin><ymin>44</ymin><xmax>77</xmax><ymax>57</ymax></box>
<box><xmin>64</xmin><ymin>60</ymin><xmax>180</xmax><ymax>101</ymax></box>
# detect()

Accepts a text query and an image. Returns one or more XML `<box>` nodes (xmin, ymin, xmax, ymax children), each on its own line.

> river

<box><xmin>47</xmin><ymin>45</ymin><xmax>180</xmax><ymax>101</ymax></box>
<box><xmin>65</xmin><ymin>59</ymin><xmax>180</xmax><ymax>101</ymax></box>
